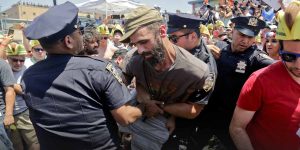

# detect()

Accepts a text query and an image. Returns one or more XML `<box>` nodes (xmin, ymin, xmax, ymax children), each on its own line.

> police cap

<box><xmin>24</xmin><ymin>2</ymin><xmax>79</xmax><ymax>44</ymax></box>
<box><xmin>167</xmin><ymin>13</ymin><xmax>204</xmax><ymax>34</ymax></box>
<box><xmin>231</xmin><ymin>16</ymin><xmax>266</xmax><ymax>37</ymax></box>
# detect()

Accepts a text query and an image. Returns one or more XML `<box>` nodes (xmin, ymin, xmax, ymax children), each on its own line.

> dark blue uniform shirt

<box><xmin>21</xmin><ymin>54</ymin><xmax>131</xmax><ymax>150</ymax></box>
<box><xmin>200</xmin><ymin>44</ymin><xmax>274</xmax><ymax>129</ymax></box>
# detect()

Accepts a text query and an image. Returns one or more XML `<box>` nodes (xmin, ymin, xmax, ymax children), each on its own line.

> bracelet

<box><xmin>5</xmin><ymin>114</ymin><xmax>13</xmax><ymax>116</ymax></box>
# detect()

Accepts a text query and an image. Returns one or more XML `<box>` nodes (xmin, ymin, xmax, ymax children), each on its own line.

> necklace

<box><xmin>143</xmin><ymin>61</ymin><xmax>170</xmax><ymax>101</ymax></box>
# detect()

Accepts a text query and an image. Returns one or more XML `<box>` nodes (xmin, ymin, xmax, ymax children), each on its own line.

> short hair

<box><xmin>144</xmin><ymin>21</ymin><xmax>163</xmax><ymax>34</ymax></box>
<box><xmin>39</xmin><ymin>39</ymin><xmax>60</xmax><ymax>50</ymax></box>
<box><xmin>83</xmin><ymin>27</ymin><xmax>99</xmax><ymax>42</ymax></box>
<box><xmin>112</xmin><ymin>48</ymin><xmax>128</xmax><ymax>60</ymax></box>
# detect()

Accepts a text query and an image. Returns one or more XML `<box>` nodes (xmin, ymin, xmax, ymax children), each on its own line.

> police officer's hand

<box><xmin>207</xmin><ymin>44</ymin><xmax>221</xmax><ymax>59</ymax></box>
<box><xmin>166</xmin><ymin>116</ymin><xmax>175</xmax><ymax>134</ymax></box>
<box><xmin>3</xmin><ymin>115</ymin><xmax>14</xmax><ymax>126</ymax></box>
<box><xmin>144</xmin><ymin>100</ymin><xmax>164</xmax><ymax>118</ymax></box>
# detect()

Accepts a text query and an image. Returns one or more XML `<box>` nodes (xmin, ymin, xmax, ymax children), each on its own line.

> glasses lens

<box><xmin>168</xmin><ymin>35</ymin><xmax>178</xmax><ymax>43</ymax></box>
<box><xmin>281</xmin><ymin>53</ymin><xmax>296</xmax><ymax>62</ymax></box>
<box><xmin>34</xmin><ymin>48</ymin><xmax>44</xmax><ymax>52</ymax></box>
<box><xmin>101</xmin><ymin>37</ymin><xmax>108</xmax><ymax>40</ymax></box>
<box><xmin>12</xmin><ymin>58</ymin><xmax>25</xmax><ymax>62</ymax></box>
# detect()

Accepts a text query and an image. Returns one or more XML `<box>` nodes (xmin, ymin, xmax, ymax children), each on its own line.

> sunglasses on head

<box><xmin>33</xmin><ymin>48</ymin><xmax>44</xmax><ymax>52</ymax></box>
<box><xmin>168</xmin><ymin>32</ymin><xmax>191</xmax><ymax>43</ymax></box>
<box><xmin>10</xmin><ymin>58</ymin><xmax>25</xmax><ymax>63</ymax></box>
<box><xmin>279</xmin><ymin>50</ymin><xmax>300</xmax><ymax>62</ymax></box>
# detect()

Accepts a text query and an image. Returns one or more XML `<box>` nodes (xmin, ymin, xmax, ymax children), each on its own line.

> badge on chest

<box><xmin>235</xmin><ymin>60</ymin><xmax>247</xmax><ymax>73</ymax></box>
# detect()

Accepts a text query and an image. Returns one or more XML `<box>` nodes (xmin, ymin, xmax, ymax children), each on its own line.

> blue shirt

<box><xmin>22</xmin><ymin>54</ymin><xmax>131</xmax><ymax>150</ymax></box>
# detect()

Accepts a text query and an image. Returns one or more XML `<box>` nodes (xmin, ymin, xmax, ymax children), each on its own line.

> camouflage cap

<box><xmin>6</xmin><ymin>43</ymin><xmax>27</xmax><ymax>56</ymax></box>
<box><xmin>120</xmin><ymin>6</ymin><xmax>163</xmax><ymax>43</ymax></box>
<box><xmin>29</xmin><ymin>40</ymin><xmax>41</xmax><ymax>48</ymax></box>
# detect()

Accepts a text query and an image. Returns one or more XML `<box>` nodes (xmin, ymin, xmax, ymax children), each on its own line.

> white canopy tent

<box><xmin>76</xmin><ymin>0</ymin><xmax>144</xmax><ymax>16</ymax></box>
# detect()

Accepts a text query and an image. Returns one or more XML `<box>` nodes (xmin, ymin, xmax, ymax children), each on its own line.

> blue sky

<box><xmin>0</xmin><ymin>0</ymin><xmax>192</xmax><ymax>13</ymax></box>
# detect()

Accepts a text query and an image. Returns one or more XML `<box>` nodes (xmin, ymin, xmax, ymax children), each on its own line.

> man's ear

<box><xmin>190</xmin><ymin>32</ymin><xmax>198</xmax><ymax>40</ymax></box>
<box><xmin>63</xmin><ymin>35</ymin><xmax>74</xmax><ymax>49</ymax></box>
<box><xmin>159</xmin><ymin>24</ymin><xmax>167</xmax><ymax>38</ymax></box>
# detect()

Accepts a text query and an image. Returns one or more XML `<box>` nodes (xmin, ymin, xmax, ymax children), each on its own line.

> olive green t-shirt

<box><xmin>123</xmin><ymin>45</ymin><xmax>211</xmax><ymax>105</ymax></box>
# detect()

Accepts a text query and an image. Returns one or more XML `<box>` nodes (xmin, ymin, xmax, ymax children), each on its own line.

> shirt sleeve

<box><xmin>121</xmin><ymin>51</ymin><xmax>136</xmax><ymax>85</ymax></box>
<box><xmin>253</xmin><ymin>51</ymin><xmax>274</xmax><ymax>68</ymax></box>
<box><xmin>237</xmin><ymin>71</ymin><xmax>263</xmax><ymax>111</ymax></box>
<box><xmin>0</xmin><ymin>60</ymin><xmax>15</xmax><ymax>87</ymax></box>
<box><xmin>92</xmin><ymin>64</ymin><xmax>132</xmax><ymax>110</ymax></box>
<box><xmin>190</xmin><ymin>68</ymin><xmax>215</xmax><ymax>105</ymax></box>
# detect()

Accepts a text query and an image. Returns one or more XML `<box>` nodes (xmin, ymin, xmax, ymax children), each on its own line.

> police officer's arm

<box><xmin>94</xmin><ymin>63</ymin><xmax>142</xmax><ymax>126</ymax></box>
<box><xmin>253</xmin><ymin>51</ymin><xmax>274</xmax><ymax>68</ymax></box>
<box><xmin>111</xmin><ymin>104</ymin><xmax>143</xmax><ymax>126</ymax></box>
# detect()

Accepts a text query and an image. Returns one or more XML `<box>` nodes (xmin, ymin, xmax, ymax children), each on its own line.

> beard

<box><xmin>288</xmin><ymin>67</ymin><xmax>300</xmax><ymax>78</ymax></box>
<box><xmin>142</xmin><ymin>37</ymin><xmax>165</xmax><ymax>67</ymax></box>
<box><xmin>85</xmin><ymin>48</ymin><xmax>98</xmax><ymax>55</ymax></box>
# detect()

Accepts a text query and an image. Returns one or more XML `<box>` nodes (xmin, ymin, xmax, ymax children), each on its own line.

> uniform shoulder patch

<box><xmin>106</xmin><ymin>63</ymin><xmax>123</xmax><ymax>84</ymax></box>
<box><xmin>203</xmin><ymin>73</ymin><xmax>215</xmax><ymax>92</ymax></box>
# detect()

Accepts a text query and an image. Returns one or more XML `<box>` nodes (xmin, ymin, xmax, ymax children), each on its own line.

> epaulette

<box><xmin>106</xmin><ymin>63</ymin><xmax>123</xmax><ymax>84</ymax></box>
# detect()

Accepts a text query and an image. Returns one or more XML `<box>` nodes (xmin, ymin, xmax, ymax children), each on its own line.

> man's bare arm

<box><xmin>3</xmin><ymin>86</ymin><xmax>16</xmax><ymax>126</ymax></box>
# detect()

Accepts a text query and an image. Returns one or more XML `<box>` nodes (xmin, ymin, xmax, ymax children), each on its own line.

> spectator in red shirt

<box><xmin>230</xmin><ymin>1</ymin><xmax>300</xmax><ymax>150</ymax></box>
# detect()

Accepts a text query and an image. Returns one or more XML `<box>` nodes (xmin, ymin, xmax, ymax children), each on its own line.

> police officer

<box><xmin>164</xmin><ymin>13</ymin><xmax>217</xmax><ymax>149</ymax></box>
<box><xmin>197</xmin><ymin>16</ymin><xmax>274</xmax><ymax>149</ymax></box>
<box><xmin>22</xmin><ymin>2</ymin><xmax>143</xmax><ymax>150</ymax></box>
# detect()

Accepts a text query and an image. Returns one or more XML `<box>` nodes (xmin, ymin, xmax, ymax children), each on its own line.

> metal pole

<box><xmin>105</xmin><ymin>1</ymin><xmax>107</xmax><ymax>18</ymax></box>
<box><xmin>0</xmin><ymin>18</ymin><xmax>3</xmax><ymax>31</ymax></box>
<box><xmin>0</xmin><ymin>5</ymin><xmax>2</xmax><ymax>31</ymax></box>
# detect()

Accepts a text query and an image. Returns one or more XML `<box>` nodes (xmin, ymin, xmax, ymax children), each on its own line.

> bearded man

<box><xmin>120</xmin><ymin>6</ymin><xmax>215</xmax><ymax>150</ymax></box>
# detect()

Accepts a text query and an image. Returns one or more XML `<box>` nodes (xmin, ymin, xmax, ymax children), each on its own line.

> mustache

<box><xmin>141</xmin><ymin>51</ymin><xmax>154</xmax><ymax>57</ymax></box>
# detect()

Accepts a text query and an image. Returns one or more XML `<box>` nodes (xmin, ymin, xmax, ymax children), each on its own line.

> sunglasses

<box><xmin>168</xmin><ymin>32</ymin><xmax>191</xmax><ymax>43</ymax></box>
<box><xmin>101</xmin><ymin>37</ymin><xmax>108</xmax><ymax>40</ymax></box>
<box><xmin>10</xmin><ymin>58</ymin><xmax>25</xmax><ymax>63</ymax></box>
<box><xmin>33</xmin><ymin>48</ymin><xmax>44</xmax><ymax>52</ymax></box>
<box><xmin>280</xmin><ymin>50</ymin><xmax>300</xmax><ymax>62</ymax></box>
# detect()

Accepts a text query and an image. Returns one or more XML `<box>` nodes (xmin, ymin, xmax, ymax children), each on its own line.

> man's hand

<box><xmin>3</xmin><ymin>115</ymin><xmax>14</xmax><ymax>126</ymax></box>
<box><xmin>0</xmin><ymin>35</ymin><xmax>13</xmax><ymax>46</ymax></box>
<box><xmin>166</xmin><ymin>116</ymin><xmax>175</xmax><ymax>134</ymax></box>
<box><xmin>207</xmin><ymin>44</ymin><xmax>221</xmax><ymax>59</ymax></box>
<box><xmin>144</xmin><ymin>100</ymin><xmax>164</xmax><ymax>118</ymax></box>
<box><xmin>13</xmin><ymin>22</ymin><xmax>26</xmax><ymax>30</ymax></box>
